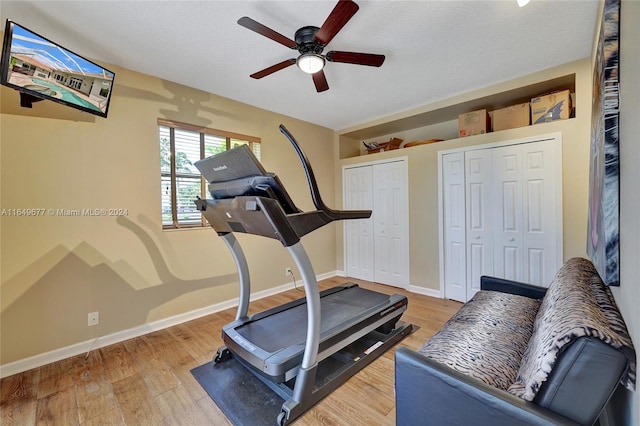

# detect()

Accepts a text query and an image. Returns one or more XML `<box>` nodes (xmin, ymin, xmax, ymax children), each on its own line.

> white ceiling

<box><xmin>1</xmin><ymin>0</ymin><xmax>599</xmax><ymax>131</ymax></box>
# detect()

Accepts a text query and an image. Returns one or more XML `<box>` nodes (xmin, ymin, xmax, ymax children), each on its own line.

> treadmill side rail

<box><xmin>278</xmin><ymin>124</ymin><xmax>372</xmax><ymax>222</ymax></box>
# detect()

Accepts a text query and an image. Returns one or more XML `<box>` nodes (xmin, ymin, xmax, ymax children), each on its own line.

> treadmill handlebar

<box><xmin>278</xmin><ymin>125</ymin><xmax>372</xmax><ymax>221</ymax></box>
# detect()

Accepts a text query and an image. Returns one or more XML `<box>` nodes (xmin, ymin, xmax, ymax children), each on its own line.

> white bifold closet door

<box><xmin>441</xmin><ymin>136</ymin><xmax>562</xmax><ymax>302</ymax></box>
<box><xmin>344</xmin><ymin>159</ymin><xmax>409</xmax><ymax>289</ymax></box>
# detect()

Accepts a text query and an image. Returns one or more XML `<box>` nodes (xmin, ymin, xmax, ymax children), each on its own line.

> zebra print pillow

<box><xmin>508</xmin><ymin>257</ymin><xmax>637</xmax><ymax>401</ymax></box>
<box><xmin>418</xmin><ymin>290</ymin><xmax>541</xmax><ymax>391</ymax></box>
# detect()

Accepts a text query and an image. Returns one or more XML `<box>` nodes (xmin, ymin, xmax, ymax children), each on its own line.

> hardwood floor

<box><xmin>0</xmin><ymin>277</ymin><xmax>461</xmax><ymax>425</ymax></box>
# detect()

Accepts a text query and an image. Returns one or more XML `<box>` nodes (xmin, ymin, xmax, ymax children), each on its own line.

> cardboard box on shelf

<box><xmin>492</xmin><ymin>103</ymin><xmax>531</xmax><ymax>131</ymax></box>
<box><xmin>458</xmin><ymin>109</ymin><xmax>490</xmax><ymax>137</ymax></box>
<box><xmin>531</xmin><ymin>90</ymin><xmax>571</xmax><ymax>124</ymax></box>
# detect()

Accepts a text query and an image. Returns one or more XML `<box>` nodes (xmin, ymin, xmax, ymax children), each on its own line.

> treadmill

<box><xmin>194</xmin><ymin>125</ymin><xmax>412</xmax><ymax>425</ymax></box>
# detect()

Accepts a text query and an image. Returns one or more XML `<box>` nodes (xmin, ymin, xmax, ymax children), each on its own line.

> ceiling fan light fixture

<box><xmin>297</xmin><ymin>53</ymin><xmax>325</xmax><ymax>74</ymax></box>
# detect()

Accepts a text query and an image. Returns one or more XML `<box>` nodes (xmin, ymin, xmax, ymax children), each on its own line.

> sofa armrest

<box><xmin>480</xmin><ymin>275</ymin><xmax>547</xmax><ymax>299</ymax></box>
<box><xmin>395</xmin><ymin>347</ymin><xmax>579</xmax><ymax>426</ymax></box>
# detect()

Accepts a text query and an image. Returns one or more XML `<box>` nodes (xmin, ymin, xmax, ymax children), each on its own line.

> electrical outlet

<box><xmin>88</xmin><ymin>311</ymin><xmax>99</xmax><ymax>327</ymax></box>
<box><xmin>285</xmin><ymin>267</ymin><xmax>292</xmax><ymax>277</ymax></box>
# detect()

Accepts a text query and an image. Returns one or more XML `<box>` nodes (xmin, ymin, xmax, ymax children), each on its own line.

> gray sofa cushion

<box><xmin>508</xmin><ymin>257</ymin><xmax>637</xmax><ymax>401</ymax></box>
<box><xmin>418</xmin><ymin>290</ymin><xmax>541</xmax><ymax>391</ymax></box>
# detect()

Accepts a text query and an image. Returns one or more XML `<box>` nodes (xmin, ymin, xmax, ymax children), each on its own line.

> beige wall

<box><xmin>0</xmin><ymin>62</ymin><xmax>335</xmax><ymax>365</ymax></box>
<box><xmin>335</xmin><ymin>58</ymin><xmax>593</xmax><ymax>293</ymax></box>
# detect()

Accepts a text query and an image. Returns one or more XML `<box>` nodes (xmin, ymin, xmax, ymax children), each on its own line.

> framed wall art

<box><xmin>587</xmin><ymin>0</ymin><xmax>621</xmax><ymax>286</ymax></box>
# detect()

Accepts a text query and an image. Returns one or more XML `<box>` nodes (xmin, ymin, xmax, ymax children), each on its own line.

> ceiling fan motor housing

<box><xmin>295</xmin><ymin>26</ymin><xmax>324</xmax><ymax>54</ymax></box>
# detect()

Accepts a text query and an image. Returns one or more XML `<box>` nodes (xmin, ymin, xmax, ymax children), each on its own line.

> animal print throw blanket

<box><xmin>508</xmin><ymin>257</ymin><xmax>636</xmax><ymax>401</ymax></box>
<box><xmin>418</xmin><ymin>290</ymin><xmax>542</xmax><ymax>391</ymax></box>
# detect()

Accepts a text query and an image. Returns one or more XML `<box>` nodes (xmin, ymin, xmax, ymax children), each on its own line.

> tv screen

<box><xmin>0</xmin><ymin>19</ymin><xmax>115</xmax><ymax>117</ymax></box>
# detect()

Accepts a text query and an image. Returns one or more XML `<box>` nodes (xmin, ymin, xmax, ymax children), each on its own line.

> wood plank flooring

<box><xmin>1</xmin><ymin>277</ymin><xmax>461</xmax><ymax>425</ymax></box>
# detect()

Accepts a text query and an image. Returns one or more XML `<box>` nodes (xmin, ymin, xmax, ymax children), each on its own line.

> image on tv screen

<box><xmin>1</xmin><ymin>20</ymin><xmax>115</xmax><ymax>117</ymax></box>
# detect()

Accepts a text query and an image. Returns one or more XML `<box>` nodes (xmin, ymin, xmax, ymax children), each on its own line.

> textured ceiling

<box><xmin>0</xmin><ymin>0</ymin><xmax>599</xmax><ymax>130</ymax></box>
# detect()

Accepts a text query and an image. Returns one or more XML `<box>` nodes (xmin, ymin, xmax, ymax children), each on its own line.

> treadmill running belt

<box><xmin>236</xmin><ymin>286</ymin><xmax>390</xmax><ymax>353</ymax></box>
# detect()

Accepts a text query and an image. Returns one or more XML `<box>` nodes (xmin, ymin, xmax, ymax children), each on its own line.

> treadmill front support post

<box><xmin>286</xmin><ymin>242</ymin><xmax>321</xmax><ymax>402</ymax></box>
<box><xmin>221</xmin><ymin>233</ymin><xmax>251</xmax><ymax>321</ymax></box>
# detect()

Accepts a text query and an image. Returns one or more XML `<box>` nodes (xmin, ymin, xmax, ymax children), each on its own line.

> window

<box><xmin>159</xmin><ymin>119</ymin><xmax>261</xmax><ymax>229</ymax></box>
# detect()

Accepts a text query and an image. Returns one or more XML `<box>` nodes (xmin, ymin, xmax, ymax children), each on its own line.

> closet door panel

<box><xmin>465</xmin><ymin>150</ymin><xmax>493</xmax><ymax>298</ymax></box>
<box><xmin>373</xmin><ymin>161</ymin><xmax>409</xmax><ymax>288</ymax></box>
<box><xmin>493</xmin><ymin>145</ymin><xmax>524</xmax><ymax>282</ymax></box>
<box><xmin>344</xmin><ymin>166</ymin><xmax>374</xmax><ymax>281</ymax></box>
<box><xmin>522</xmin><ymin>140</ymin><xmax>558</xmax><ymax>286</ymax></box>
<box><xmin>373</xmin><ymin>166</ymin><xmax>391</xmax><ymax>283</ymax></box>
<box><xmin>442</xmin><ymin>152</ymin><xmax>466</xmax><ymax>302</ymax></box>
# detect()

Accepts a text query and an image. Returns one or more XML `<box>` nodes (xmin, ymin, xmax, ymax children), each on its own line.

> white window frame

<box><xmin>158</xmin><ymin>118</ymin><xmax>261</xmax><ymax>229</ymax></box>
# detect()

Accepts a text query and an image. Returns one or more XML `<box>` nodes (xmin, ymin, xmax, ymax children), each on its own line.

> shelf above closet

<box><xmin>339</xmin><ymin>73</ymin><xmax>575</xmax><ymax>154</ymax></box>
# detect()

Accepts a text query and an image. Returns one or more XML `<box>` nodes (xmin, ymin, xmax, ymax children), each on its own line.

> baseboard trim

<box><xmin>408</xmin><ymin>284</ymin><xmax>441</xmax><ymax>299</ymax></box>
<box><xmin>0</xmin><ymin>271</ymin><xmax>339</xmax><ymax>379</ymax></box>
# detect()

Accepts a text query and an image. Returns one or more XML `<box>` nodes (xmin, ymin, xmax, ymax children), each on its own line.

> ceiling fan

<box><xmin>238</xmin><ymin>0</ymin><xmax>385</xmax><ymax>93</ymax></box>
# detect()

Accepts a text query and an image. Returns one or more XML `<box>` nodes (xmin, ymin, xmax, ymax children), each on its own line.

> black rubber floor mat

<box><xmin>191</xmin><ymin>358</ymin><xmax>284</xmax><ymax>426</ymax></box>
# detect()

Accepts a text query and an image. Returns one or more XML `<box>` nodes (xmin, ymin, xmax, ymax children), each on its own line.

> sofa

<box><xmin>395</xmin><ymin>257</ymin><xmax>636</xmax><ymax>425</ymax></box>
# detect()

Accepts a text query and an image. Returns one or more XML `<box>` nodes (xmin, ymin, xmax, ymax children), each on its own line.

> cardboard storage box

<box><xmin>531</xmin><ymin>90</ymin><xmax>571</xmax><ymax>124</ymax></box>
<box><xmin>458</xmin><ymin>109</ymin><xmax>490</xmax><ymax>137</ymax></box>
<box><xmin>492</xmin><ymin>103</ymin><xmax>531</xmax><ymax>131</ymax></box>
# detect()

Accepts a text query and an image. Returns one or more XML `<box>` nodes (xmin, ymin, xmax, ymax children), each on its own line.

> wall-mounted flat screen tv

<box><xmin>0</xmin><ymin>19</ymin><xmax>115</xmax><ymax>118</ymax></box>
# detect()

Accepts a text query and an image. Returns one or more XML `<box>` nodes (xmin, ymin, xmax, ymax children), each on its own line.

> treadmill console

<box><xmin>195</xmin><ymin>145</ymin><xmax>301</xmax><ymax>215</ymax></box>
<box><xmin>194</xmin><ymin>125</ymin><xmax>371</xmax><ymax>246</ymax></box>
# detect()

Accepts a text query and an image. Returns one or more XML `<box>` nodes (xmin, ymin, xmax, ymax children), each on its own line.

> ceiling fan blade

<box><xmin>326</xmin><ymin>51</ymin><xmax>385</xmax><ymax>67</ymax></box>
<box><xmin>238</xmin><ymin>17</ymin><xmax>297</xmax><ymax>49</ymax></box>
<box><xmin>250</xmin><ymin>59</ymin><xmax>297</xmax><ymax>79</ymax></box>
<box><xmin>314</xmin><ymin>0</ymin><xmax>359</xmax><ymax>46</ymax></box>
<box><xmin>312</xmin><ymin>70</ymin><xmax>329</xmax><ymax>92</ymax></box>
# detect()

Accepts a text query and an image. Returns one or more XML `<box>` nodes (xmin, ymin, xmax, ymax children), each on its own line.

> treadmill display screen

<box><xmin>195</xmin><ymin>144</ymin><xmax>266</xmax><ymax>183</ymax></box>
